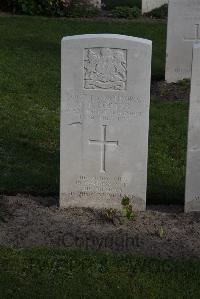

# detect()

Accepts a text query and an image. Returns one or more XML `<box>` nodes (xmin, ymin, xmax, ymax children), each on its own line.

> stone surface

<box><xmin>89</xmin><ymin>0</ymin><xmax>101</xmax><ymax>8</ymax></box>
<box><xmin>60</xmin><ymin>34</ymin><xmax>152</xmax><ymax>211</ymax></box>
<box><xmin>142</xmin><ymin>0</ymin><xmax>168</xmax><ymax>14</ymax></box>
<box><xmin>165</xmin><ymin>0</ymin><xmax>200</xmax><ymax>83</ymax></box>
<box><xmin>185</xmin><ymin>44</ymin><xmax>200</xmax><ymax>212</ymax></box>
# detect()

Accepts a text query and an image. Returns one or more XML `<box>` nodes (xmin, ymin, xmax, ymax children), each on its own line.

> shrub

<box><xmin>66</xmin><ymin>7</ymin><xmax>100</xmax><ymax>17</ymax></box>
<box><xmin>112</xmin><ymin>6</ymin><xmax>140</xmax><ymax>19</ymax></box>
<box><xmin>0</xmin><ymin>0</ymin><xmax>16</xmax><ymax>12</ymax></box>
<box><xmin>0</xmin><ymin>0</ymin><xmax>100</xmax><ymax>17</ymax></box>
<box><xmin>66</xmin><ymin>0</ymin><xmax>100</xmax><ymax>17</ymax></box>
<box><xmin>16</xmin><ymin>0</ymin><xmax>71</xmax><ymax>16</ymax></box>
<box><xmin>0</xmin><ymin>0</ymin><xmax>72</xmax><ymax>16</ymax></box>
<box><xmin>146</xmin><ymin>4</ymin><xmax>168</xmax><ymax>19</ymax></box>
<box><xmin>103</xmin><ymin>0</ymin><xmax>141</xmax><ymax>10</ymax></box>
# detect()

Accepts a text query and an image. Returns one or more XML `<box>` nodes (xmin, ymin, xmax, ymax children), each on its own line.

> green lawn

<box><xmin>0</xmin><ymin>248</ymin><xmax>199</xmax><ymax>299</ymax></box>
<box><xmin>0</xmin><ymin>17</ymin><xmax>198</xmax><ymax>299</ymax></box>
<box><xmin>0</xmin><ymin>16</ymin><xmax>188</xmax><ymax>204</ymax></box>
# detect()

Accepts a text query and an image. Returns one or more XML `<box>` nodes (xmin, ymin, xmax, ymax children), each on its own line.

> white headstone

<box><xmin>165</xmin><ymin>0</ymin><xmax>200</xmax><ymax>83</ymax></box>
<box><xmin>60</xmin><ymin>34</ymin><xmax>152</xmax><ymax>211</ymax></box>
<box><xmin>89</xmin><ymin>0</ymin><xmax>101</xmax><ymax>8</ymax></box>
<box><xmin>185</xmin><ymin>43</ymin><xmax>200</xmax><ymax>212</ymax></box>
<box><xmin>142</xmin><ymin>0</ymin><xmax>168</xmax><ymax>14</ymax></box>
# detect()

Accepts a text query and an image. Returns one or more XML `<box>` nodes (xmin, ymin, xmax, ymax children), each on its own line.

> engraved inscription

<box><xmin>88</xmin><ymin>95</ymin><xmax>143</xmax><ymax>121</ymax></box>
<box><xmin>184</xmin><ymin>24</ymin><xmax>200</xmax><ymax>43</ymax></box>
<box><xmin>76</xmin><ymin>176</ymin><xmax>128</xmax><ymax>194</ymax></box>
<box><xmin>84</xmin><ymin>48</ymin><xmax>127</xmax><ymax>90</ymax></box>
<box><xmin>194</xmin><ymin>195</ymin><xmax>200</xmax><ymax>201</ymax></box>
<box><xmin>89</xmin><ymin>125</ymin><xmax>118</xmax><ymax>173</ymax></box>
<box><xmin>174</xmin><ymin>67</ymin><xmax>191</xmax><ymax>75</ymax></box>
<box><xmin>63</xmin><ymin>93</ymin><xmax>144</xmax><ymax>122</ymax></box>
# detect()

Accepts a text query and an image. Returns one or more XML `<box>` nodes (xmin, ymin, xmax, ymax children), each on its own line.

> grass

<box><xmin>0</xmin><ymin>16</ymin><xmax>188</xmax><ymax>204</ymax></box>
<box><xmin>0</xmin><ymin>248</ymin><xmax>199</xmax><ymax>299</ymax></box>
<box><xmin>148</xmin><ymin>101</ymin><xmax>188</xmax><ymax>204</ymax></box>
<box><xmin>0</xmin><ymin>17</ymin><xmax>198</xmax><ymax>299</ymax></box>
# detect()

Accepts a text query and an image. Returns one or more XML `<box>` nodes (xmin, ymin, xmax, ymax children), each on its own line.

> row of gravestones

<box><xmin>73</xmin><ymin>0</ymin><xmax>199</xmax><ymax>84</ymax></box>
<box><xmin>142</xmin><ymin>0</ymin><xmax>168</xmax><ymax>13</ymax></box>
<box><xmin>165</xmin><ymin>2</ymin><xmax>200</xmax><ymax>210</ymax></box>
<box><xmin>91</xmin><ymin>0</ymin><xmax>168</xmax><ymax>13</ymax></box>
<box><xmin>60</xmin><ymin>0</ymin><xmax>200</xmax><ymax>213</ymax></box>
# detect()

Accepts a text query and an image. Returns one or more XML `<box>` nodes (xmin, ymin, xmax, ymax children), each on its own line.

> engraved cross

<box><xmin>184</xmin><ymin>24</ymin><xmax>200</xmax><ymax>43</ymax></box>
<box><xmin>89</xmin><ymin>125</ymin><xmax>118</xmax><ymax>173</ymax></box>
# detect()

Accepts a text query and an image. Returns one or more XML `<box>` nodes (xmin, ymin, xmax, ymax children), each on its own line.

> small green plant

<box><xmin>121</xmin><ymin>196</ymin><xmax>135</xmax><ymax>220</ymax></box>
<box><xmin>112</xmin><ymin>6</ymin><xmax>141</xmax><ymax>19</ymax></box>
<box><xmin>102</xmin><ymin>208</ymin><xmax>117</xmax><ymax>223</ymax></box>
<box><xmin>121</xmin><ymin>196</ymin><xmax>130</xmax><ymax>206</ymax></box>
<box><xmin>177</xmin><ymin>79</ymin><xmax>190</xmax><ymax>88</ymax></box>
<box><xmin>159</xmin><ymin>226</ymin><xmax>166</xmax><ymax>239</ymax></box>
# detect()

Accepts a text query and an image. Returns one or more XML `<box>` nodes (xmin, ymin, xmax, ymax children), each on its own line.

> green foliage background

<box><xmin>0</xmin><ymin>0</ymin><xmax>100</xmax><ymax>16</ymax></box>
<box><xmin>103</xmin><ymin>0</ymin><xmax>141</xmax><ymax>10</ymax></box>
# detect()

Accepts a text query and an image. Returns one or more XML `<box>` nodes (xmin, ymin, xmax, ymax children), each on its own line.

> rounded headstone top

<box><xmin>62</xmin><ymin>34</ymin><xmax>152</xmax><ymax>46</ymax></box>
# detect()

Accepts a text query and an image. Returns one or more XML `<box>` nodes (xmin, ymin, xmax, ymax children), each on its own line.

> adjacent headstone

<box><xmin>185</xmin><ymin>44</ymin><xmax>200</xmax><ymax>212</ymax></box>
<box><xmin>142</xmin><ymin>0</ymin><xmax>168</xmax><ymax>14</ymax></box>
<box><xmin>89</xmin><ymin>0</ymin><xmax>101</xmax><ymax>8</ymax></box>
<box><xmin>60</xmin><ymin>34</ymin><xmax>152</xmax><ymax>211</ymax></box>
<box><xmin>165</xmin><ymin>0</ymin><xmax>200</xmax><ymax>83</ymax></box>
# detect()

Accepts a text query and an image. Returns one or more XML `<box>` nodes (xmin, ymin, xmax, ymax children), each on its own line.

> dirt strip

<box><xmin>0</xmin><ymin>195</ymin><xmax>200</xmax><ymax>259</ymax></box>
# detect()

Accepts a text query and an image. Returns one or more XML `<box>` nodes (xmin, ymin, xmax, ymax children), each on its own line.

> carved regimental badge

<box><xmin>84</xmin><ymin>48</ymin><xmax>127</xmax><ymax>90</ymax></box>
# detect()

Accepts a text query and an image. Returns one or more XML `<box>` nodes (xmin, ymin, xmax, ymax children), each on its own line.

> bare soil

<box><xmin>0</xmin><ymin>195</ymin><xmax>200</xmax><ymax>259</ymax></box>
<box><xmin>151</xmin><ymin>80</ymin><xmax>190</xmax><ymax>101</ymax></box>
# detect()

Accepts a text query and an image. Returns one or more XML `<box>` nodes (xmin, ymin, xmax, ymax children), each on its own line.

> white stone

<box><xmin>185</xmin><ymin>44</ymin><xmax>200</xmax><ymax>212</ymax></box>
<box><xmin>165</xmin><ymin>0</ymin><xmax>200</xmax><ymax>83</ymax></box>
<box><xmin>142</xmin><ymin>0</ymin><xmax>168</xmax><ymax>14</ymax></box>
<box><xmin>89</xmin><ymin>0</ymin><xmax>101</xmax><ymax>8</ymax></box>
<box><xmin>60</xmin><ymin>34</ymin><xmax>152</xmax><ymax>211</ymax></box>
